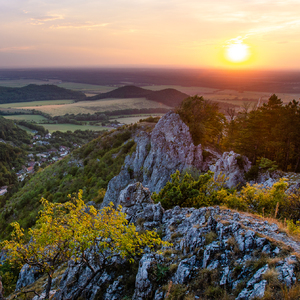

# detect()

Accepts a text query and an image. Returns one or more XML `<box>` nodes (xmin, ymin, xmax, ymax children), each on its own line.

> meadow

<box><xmin>0</xmin><ymin>79</ymin><xmax>116</xmax><ymax>96</ymax></box>
<box><xmin>3</xmin><ymin>115</ymin><xmax>48</xmax><ymax>123</ymax></box>
<box><xmin>112</xmin><ymin>115</ymin><xmax>163</xmax><ymax>124</ymax></box>
<box><xmin>144</xmin><ymin>85</ymin><xmax>300</xmax><ymax>106</ymax></box>
<box><xmin>41</xmin><ymin>124</ymin><xmax>111</xmax><ymax>133</ymax></box>
<box><xmin>0</xmin><ymin>100</ymin><xmax>74</xmax><ymax>109</ymax></box>
<box><xmin>13</xmin><ymin>98</ymin><xmax>170</xmax><ymax>117</ymax></box>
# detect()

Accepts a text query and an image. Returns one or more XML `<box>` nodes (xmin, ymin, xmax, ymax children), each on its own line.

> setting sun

<box><xmin>225</xmin><ymin>43</ymin><xmax>250</xmax><ymax>63</ymax></box>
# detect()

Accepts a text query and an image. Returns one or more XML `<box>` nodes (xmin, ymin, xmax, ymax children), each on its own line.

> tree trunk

<box><xmin>45</xmin><ymin>273</ymin><xmax>52</xmax><ymax>300</ymax></box>
<box><xmin>295</xmin><ymin>152</ymin><xmax>300</xmax><ymax>173</ymax></box>
<box><xmin>284</xmin><ymin>138</ymin><xmax>290</xmax><ymax>171</ymax></box>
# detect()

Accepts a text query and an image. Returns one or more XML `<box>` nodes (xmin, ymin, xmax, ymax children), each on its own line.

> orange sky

<box><xmin>0</xmin><ymin>0</ymin><xmax>300</xmax><ymax>69</ymax></box>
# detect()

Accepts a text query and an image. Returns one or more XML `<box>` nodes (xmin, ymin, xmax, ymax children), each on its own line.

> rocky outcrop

<box><xmin>102</xmin><ymin>111</ymin><xmax>205</xmax><ymax>207</ymax></box>
<box><xmin>15</xmin><ymin>264</ymin><xmax>42</xmax><ymax>291</ymax></box>
<box><xmin>210</xmin><ymin>151</ymin><xmax>251</xmax><ymax>188</ymax></box>
<box><xmin>117</xmin><ymin>182</ymin><xmax>164</xmax><ymax>227</ymax></box>
<box><xmin>50</xmin><ymin>183</ymin><xmax>300</xmax><ymax>300</ymax></box>
<box><xmin>102</xmin><ymin>112</ymin><xmax>251</xmax><ymax>207</ymax></box>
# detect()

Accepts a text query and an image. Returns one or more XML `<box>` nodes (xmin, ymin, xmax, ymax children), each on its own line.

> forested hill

<box><xmin>0</xmin><ymin>116</ymin><xmax>30</xmax><ymax>146</ymax></box>
<box><xmin>0</xmin><ymin>84</ymin><xmax>86</xmax><ymax>104</ymax></box>
<box><xmin>0</xmin><ymin>117</ymin><xmax>29</xmax><ymax>186</ymax></box>
<box><xmin>87</xmin><ymin>85</ymin><xmax>189</xmax><ymax>107</ymax></box>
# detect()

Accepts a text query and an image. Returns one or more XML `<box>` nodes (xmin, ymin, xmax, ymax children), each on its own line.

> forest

<box><xmin>0</xmin><ymin>84</ymin><xmax>85</xmax><ymax>104</ymax></box>
<box><xmin>177</xmin><ymin>94</ymin><xmax>300</xmax><ymax>174</ymax></box>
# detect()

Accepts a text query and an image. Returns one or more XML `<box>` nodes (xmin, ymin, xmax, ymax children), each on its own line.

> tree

<box><xmin>175</xmin><ymin>96</ymin><xmax>225</xmax><ymax>146</ymax></box>
<box><xmin>2</xmin><ymin>191</ymin><xmax>168</xmax><ymax>299</ymax></box>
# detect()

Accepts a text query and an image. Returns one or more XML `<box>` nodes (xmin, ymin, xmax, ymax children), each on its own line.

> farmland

<box><xmin>3</xmin><ymin>114</ymin><xmax>48</xmax><ymax>123</ymax></box>
<box><xmin>10</xmin><ymin>98</ymin><xmax>170</xmax><ymax>117</ymax></box>
<box><xmin>0</xmin><ymin>79</ymin><xmax>116</xmax><ymax>95</ymax></box>
<box><xmin>0</xmin><ymin>99</ymin><xmax>74</xmax><ymax>108</ymax></box>
<box><xmin>144</xmin><ymin>85</ymin><xmax>300</xmax><ymax>106</ymax></box>
<box><xmin>38</xmin><ymin>124</ymin><xmax>111</xmax><ymax>133</ymax></box>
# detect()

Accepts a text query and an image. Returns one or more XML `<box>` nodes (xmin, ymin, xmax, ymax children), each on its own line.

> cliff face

<box><xmin>102</xmin><ymin>112</ymin><xmax>204</xmax><ymax>207</ymax></box>
<box><xmin>102</xmin><ymin>112</ymin><xmax>249</xmax><ymax>208</ymax></box>
<box><xmin>39</xmin><ymin>183</ymin><xmax>300</xmax><ymax>300</ymax></box>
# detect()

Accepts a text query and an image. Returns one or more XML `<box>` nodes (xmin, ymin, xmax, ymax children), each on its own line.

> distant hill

<box><xmin>0</xmin><ymin>84</ymin><xmax>86</xmax><ymax>104</ymax></box>
<box><xmin>87</xmin><ymin>85</ymin><xmax>189</xmax><ymax>107</ymax></box>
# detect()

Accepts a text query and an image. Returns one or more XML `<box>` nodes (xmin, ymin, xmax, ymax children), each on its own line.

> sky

<box><xmin>1</xmin><ymin>0</ymin><xmax>300</xmax><ymax>69</ymax></box>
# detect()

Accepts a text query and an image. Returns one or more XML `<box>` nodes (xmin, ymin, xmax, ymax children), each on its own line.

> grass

<box><xmin>3</xmin><ymin>114</ymin><xmax>48</xmax><ymax>123</ymax></box>
<box><xmin>143</xmin><ymin>85</ymin><xmax>300</xmax><ymax>107</ymax></box>
<box><xmin>41</xmin><ymin>124</ymin><xmax>111</xmax><ymax>133</ymax></box>
<box><xmin>111</xmin><ymin>115</ymin><xmax>163</xmax><ymax>124</ymax></box>
<box><xmin>0</xmin><ymin>100</ymin><xmax>74</xmax><ymax>108</ymax></box>
<box><xmin>11</xmin><ymin>98</ymin><xmax>170</xmax><ymax>117</ymax></box>
<box><xmin>57</xmin><ymin>82</ymin><xmax>116</xmax><ymax>93</ymax></box>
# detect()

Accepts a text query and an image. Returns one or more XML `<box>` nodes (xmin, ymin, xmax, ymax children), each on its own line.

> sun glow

<box><xmin>225</xmin><ymin>43</ymin><xmax>250</xmax><ymax>63</ymax></box>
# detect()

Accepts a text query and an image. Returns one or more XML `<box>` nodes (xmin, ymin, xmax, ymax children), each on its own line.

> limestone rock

<box><xmin>132</xmin><ymin>254</ymin><xmax>159</xmax><ymax>300</ymax></box>
<box><xmin>102</xmin><ymin>111</ymin><xmax>205</xmax><ymax>206</ymax></box>
<box><xmin>16</xmin><ymin>264</ymin><xmax>42</xmax><ymax>291</ymax></box>
<box><xmin>210</xmin><ymin>151</ymin><xmax>251</xmax><ymax>188</ymax></box>
<box><xmin>35</xmin><ymin>184</ymin><xmax>300</xmax><ymax>300</ymax></box>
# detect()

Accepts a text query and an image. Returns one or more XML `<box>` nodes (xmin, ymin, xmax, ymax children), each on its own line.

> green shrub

<box><xmin>152</xmin><ymin>170</ymin><xmax>226</xmax><ymax>209</ymax></box>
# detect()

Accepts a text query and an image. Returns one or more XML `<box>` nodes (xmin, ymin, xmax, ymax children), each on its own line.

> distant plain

<box><xmin>1</xmin><ymin>68</ymin><xmax>300</xmax><ymax>131</ymax></box>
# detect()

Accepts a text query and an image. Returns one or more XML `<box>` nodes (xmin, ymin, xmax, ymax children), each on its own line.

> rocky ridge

<box><xmin>18</xmin><ymin>182</ymin><xmax>300</xmax><ymax>300</ymax></box>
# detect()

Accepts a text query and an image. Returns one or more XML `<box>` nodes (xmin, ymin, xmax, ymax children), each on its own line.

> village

<box><xmin>0</xmin><ymin>132</ymin><xmax>80</xmax><ymax>196</ymax></box>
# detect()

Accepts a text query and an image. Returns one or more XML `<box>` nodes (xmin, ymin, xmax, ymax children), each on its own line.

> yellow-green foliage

<box><xmin>2</xmin><ymin>190</ymin><xmax>169</xmax><ymax>299</ymax></box>
<box><xmin>224</xmin><ymin>179</ymin><xmax>288</xmax><ymax>217</ymax></box>
<box><xmin>153</xmin><ymin>170</ymin><xmax>300</xmax><ymax>226</ymax></box>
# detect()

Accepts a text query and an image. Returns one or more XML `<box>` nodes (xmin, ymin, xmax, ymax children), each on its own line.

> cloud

<box><xmin>30</xmin><ymin>14</ymin><xmax>64</xmax><ymax>25</ymax></box>
<box><xmin>225</xmin><ymin>18</ymin><xmax>300</xmax><ymax>45</ymax></box>
<box><xmin>0</xmin><ymin>46</ymin><xmax>35</xmax><ymax>53</ymax></box>
<box><xmin>50</xmin><ymin>22</ymin><xmax>110</xmax><ymax>30</ymax></box>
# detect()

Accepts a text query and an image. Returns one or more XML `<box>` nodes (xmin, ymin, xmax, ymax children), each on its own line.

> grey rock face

<box><xmin>210</xmin><ymin>151</ymin><xmax>251</xmax><ymax>188</ymax></box>
<box><xmin>102</xmin><ymin>112</ymin><xmax>205</xmax><ymax>206</ymax></box>
<box><xmin>103</xmin><ymin>112</ymin><xmax>253</xmax><ymax>207</ymax></box>
<box><xmin>132</xmin><ymin>254</ymin><xmax>158</xmax><ymax>300</ymax></box>
<box><xmin>277</xmin><ymin>255</ymin><xmax>297</xmax><ymax>287</ymax></box>
<box><xmin>16</xmin><ymin>264</ymin><xmax>42</xmax><ymax>290</ymax></box>
<box><xmin>103</xmin><ymin>276</ymin><xmax>124</xmax><ymax>300</ymax></box>
<box><xmin>174</xmin><ymin>255</ymin><xmax>197</xmax><ymax>284</ymax></box>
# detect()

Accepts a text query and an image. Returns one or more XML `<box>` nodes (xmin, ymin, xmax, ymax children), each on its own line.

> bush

<box><xmin>152</xmin><ymin>170</ymin><xmax>226</xmax><ymax>209</ymax></box>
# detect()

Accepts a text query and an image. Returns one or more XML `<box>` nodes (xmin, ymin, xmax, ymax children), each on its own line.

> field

<box><xmin>3</xmin><ymin>115</ymin><xmax>48</xmax><ymax>123</ymax></box>
<box><xmin>0</xmin><ymin>100</ymin><xmax>74</xmax><ymax>109</ymax></box>
<box><xmin>56</xmin><ymin>82</ymin><xmax>116</xmax><ymax>94</ymax></box>
<box><xmin>0</xmin><ymin>79</ymin><xmax>60</xmax><ymax>87</ymax></box>
<box><xmin>11</xmin><ymin>98</ymin><xmax>170</xmax><ymax>117</ymax></box>
<box><xmin>1</xmin><ymin>79</ymin><xmax>300</xmax><ymax>118</ymax></box>
<box><xmin>40</xmin><ymin>124</ymin><xmax>111</xmax><ymax>133</ymax></box>
<box><xmin>143</xmin><ymin>85</ymin><xmax>300</xmax><ymax>106</ymax></box>
<box><xmin>112</xmin><ymin>114</ymin><xmax>164</xmax><ymax>124</ymax></box>
<box><xmin>0</xmin><ymin>79</ymin><xmax>116</xmax><ymax>95</ymax></box>
<box><xmin>17</xmin><ymin>125</ymin><xmax>37</xmax><ymax>135</ymax></box>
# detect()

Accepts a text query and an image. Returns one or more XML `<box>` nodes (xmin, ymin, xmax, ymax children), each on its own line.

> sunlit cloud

<box><xmin>225</xmin><ymin>18</ymin><xmax>300</xmax><ymax>46</ymax></box>
<box><xmin>50</xmin><ymin>22</ymin><xmax>110</xmax><ymax>30</ymax></box>
<box><xmin>30</xmin><ymin>14</ymin><xmax>64</xmax><ymax>25</ymax></box>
